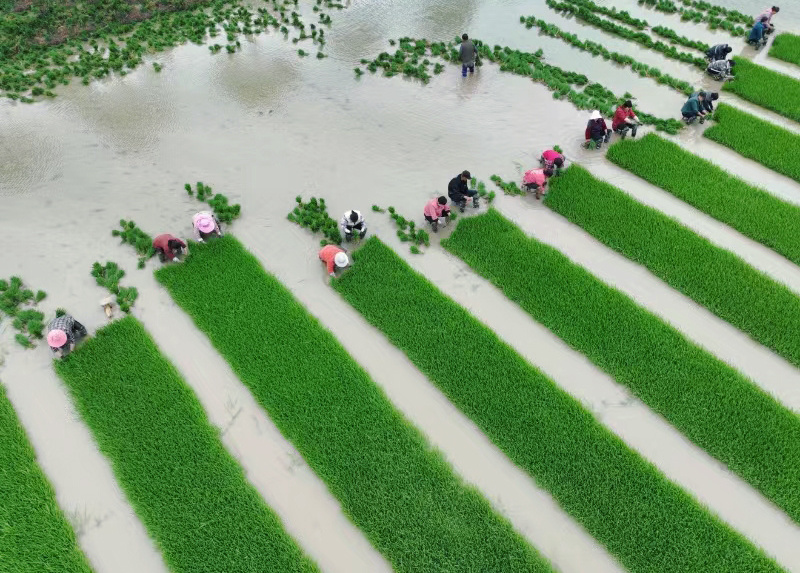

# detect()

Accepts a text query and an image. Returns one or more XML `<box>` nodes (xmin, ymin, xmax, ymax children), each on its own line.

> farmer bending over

<box><xmin>319</xmin><ymin>244</ymin><xmax>350</xmax><ymax>278</ymax></box>
<box><xmin>540</xmin><ymin>149</ymin><xmax>565</xmax><ymax>171</ymax></box>
<box><xmin>585</xmin><ymin>110</ymin><xmax>611</xmax><ymax>149</ymax></box>
<box><xmin>192</xmin><ymin>211</ymin><xmax>223</xmax><ymax>242</ymax></box>
<box><xmin>448</xmin><ymin>170</ymin><xmax>479</xmax><ymax>212</ymax></box>
<box><xmin>47</xmin><ymin>313</ymin><xmax>88</xmax><ymax>359</ymax></box>
<box><xmin>459</xmin><ymin>33</ymin><xmax>476</xmax><ymax>77</ymax></box>
<box><xmin>681</xmin><ymin>93</ymin><xmax>706</xmax><ymax>124</ymax></box>
<box><xmin>340</xmin><ymin>209</ymin><xmax>367</xmax><ymax>242</ymax></box>
<box><xmin>707</xmin><ymin>58</ymin><xmax>735</xmax><ymax>81</ymax></box>
<box><xmin>692</xmin><ymin>91</ymin><xmax>719</xmax><ymax>113</ymax></box>
<box><xmin>754</xmin><ymin>6</ymin><xmax>779</xmax><ymax>34</ymax></box>
<box><xmin>523</xmin><ymin>167</ymin><xmax>554</xmax><ymax>200</ymax></box>
<box><xmin>612</xmin><ymin>100</ymin><xmax>640</xmax><ymax>139</ymax></box>
<box><xmin>424</xmin><ymin>196</ymin><xmax>451</xmax><ymax>233</ymax></box>
<box><xmin>152</xmin><ymin>233</ymin><xmax>188</xmax><ymax>263</ymax></box>
<box><xmin>749</xmin><ymin>17</ymin><xmax>769</xmax><ymax>48</ymax></box>
<box><xmin>705</xmin><ymin>43</ymin><xmax>732</xmax><ymax>62</ymax></box>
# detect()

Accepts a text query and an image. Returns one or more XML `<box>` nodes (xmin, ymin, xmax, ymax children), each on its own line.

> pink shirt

<box><xmin>523</xmin><ymin>169</ymin><xmax>548</xmax><ymax>187</ymax></box>
<box><xmin>319</xmin><ymin>245</ymin><xmax>345</xmax><ymax>274</ymax></box>
<box><xmin>755</xmin><ymin>8</ymin><xmax>774</xmax><ymax>24</ymax></box>
<box><xmin>541</xmin><ymin>150</ymin><xmax>562</xmax><ymax>163</ymax></box>
<box><xmin>424</xmin><ymin>198</ymin><xmax>449</xmax><ymax>219</ymax></box>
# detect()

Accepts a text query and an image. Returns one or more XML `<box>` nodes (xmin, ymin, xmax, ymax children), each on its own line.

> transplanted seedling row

<box><xmin>0</xmin><ymin>276</ymin><xmax>47</xmax><ymax>348</ymax></box>
<box><xmin>331</xmin><ymin>237</ymin><xmax>779</xmax><ymax>572</ymax></box>
<box><xmin>724</xmin><ymin>58</ymin><xmax>800</xmax><ymax>124</ymax></box>
<box><xmin>155</xmin><ymin>236</ymin><xmax>552</xmax><ymax>573</ymax></box>
<box><xmin>637</xmin><ymin>0</ymin><xmax>751</xmax><ymax>36</ymax></box>
<box><xmin>605</xmin><ymin>132</ymin><xmax>800</xmax><ymax>265</ymax></box>
<box><xmin>704</xmin><ymin>103</ymin><xmax>800</xmax><ymax>185</ymax></box>
<box><xmin>54</xmin><ymin>316</ymin><xmax>318</xmax><ymax>573</ymax></box>
<box><xmin>443</xmin><ymin>209</ymin><xmax>800</xmax><ymax>526</ymax></box>
<box><xmin>542</xmin><ymin>164</ymin><xmax>800</xmax><ymax>370</ymax></box>
<box><xmin>0</xmin><ymin>384</ymin><xmax>92</xmax><ymax>573</ymax></box>
<box><xmin>185</xmin><ymin>181</ymin><xmax>242</xmax><ymax>224</ymax></box>
<box><xmin>769</xmin><ymin>33</ymin><xmax>800</xmax><ymax>67</ymax></box>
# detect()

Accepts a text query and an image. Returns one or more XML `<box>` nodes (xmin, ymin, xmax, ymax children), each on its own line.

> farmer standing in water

<box><xmin>459</xmin><ymin>33</ymin><xmax>476</xmax><ymax>77</ymax></box>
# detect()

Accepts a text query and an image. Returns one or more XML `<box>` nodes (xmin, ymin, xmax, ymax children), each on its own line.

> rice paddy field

<box><xmin>3</xmin><ymin>0</ymin><xmax>800</xmax><ymax>572</ymax></box>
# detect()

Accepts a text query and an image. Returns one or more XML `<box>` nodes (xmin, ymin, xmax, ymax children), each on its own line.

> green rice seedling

<box><xmin>354</xmin><ymin>67</ymin><xmax>364</xmax><ymax>76</ymax></box>
<box><xmin>185</xmin><ymin>183</ymin><xmax>193</xmax><ymax>195</ymax></box>
<box><xmin>724</xmin><ymin>58</ymin><xmax>800</xmax><ymax>123</ymax></box>
<box><xmin>769</xmin><ymin>33</ymin><xmax>800</xmax><ymax>67</ymax></box>
<box><xmin>445</xmin><ymin>209</ymin><xmax>800</xmax><ymax>526</ymax></box>
<box><xmin>91</xmin><ymin>261</ymin><xmax>126</xmax><ymax>293</ymax></box>
<box><xmin>409</xmin><ymin>245</ymin><xmax>422</xmax><ymax>254</ymax></box>
<box><xmin>490</xmin><ymin>174</ymin><xmax>525</xmax><ymax>196</ymax></box>
<box><xmin>152</xmin><ymin>62</ymin><xmax>162</xmax><ymax>72</ymax></box>
<box><xmin>333</xmin><ymin>237</ymin><xmax>780</xmax><ymax>572</ymax></box>
<box><xmin>606</xmin><ymin>132</ymin><xmax>800</xmax><ymax>264</ymax></box>
<box><xmin>55</xmin><ymin>317</ymin><xmax>318</xmax><ymax>572</ymax></box>
<box><xmin>35</xmin><ymin>290</ymin><xmax>46</xmax><ymax>303</ymax></box>
<box><xmin>288</xmin><ymin>197</ymin><xmax>341</xmax><ymax>244</ymax></box>
<box><xmin>112</xmin><ymin>220</ymin><xmax>155</xmax><ymax>266</ymax></box>
<box><xmin>156</xmin><ymin>237</ymin><xmax>552</xmax><ymax>572</ymax></box>
<box><xmin>386</xmin><ymin>208</ymin><xmax>430</xmax><ymax>250</ymax></box>
<box><xmin>545</xmin><ymin>164</ymin><xmax>800</xmax><ymax>370</ymax></box>
<box><xmin>0</xmin><ymin>383</ymin><xmax>92</xmax><ymax>572</ymax></box>
<box><xmin>705</xmin><ymin>103</ymin><xmax>800</xmax><ymax>185</ymax></box>
<box><xmin>371</xmin><ymin>205</ymin><xmax>385</xmax><ymax>213</ymax></box>
<box><xmin>55</xmin><ymin>308</ymin><xmax>67</xmax><ymax>318</ymax></box>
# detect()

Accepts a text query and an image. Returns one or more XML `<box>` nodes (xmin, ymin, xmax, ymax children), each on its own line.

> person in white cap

<box><xmin>318</xmin><ymin>244</ymin><xmax>350</xmax><ymax>278</ymax></box>
<box><xmin>46</xmin><ymin>313</ymin><xmax>88</xmax><ymax>358</ymax></box>
<box><xmin>585</xmin><ymin>110</ymin><xmax>611</xmax><ymax>149</ymax></box>
<box><xmin>192</xmin><ymin>211</ymin><xmax>223</xmax><ymax>243</ymax></box>
<box><xmin>340</xmin><ymin>209</ymin><xmax>367</xmax><ymax>242</ymax></box>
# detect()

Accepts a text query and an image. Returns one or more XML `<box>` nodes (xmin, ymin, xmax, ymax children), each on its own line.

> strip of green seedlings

<box><xmin>54</xmin><ymin>316</ymin><xmax>318</xmax><ymax>573</ymax></box>
<box><xmin>385</xmin><ymin>206</ymin><xmax>432</xmax><ymax>253</ymax></box>
<box><xmin>546</xmin><ymin>1</ymin><xmax>708</xmax><ymax>67</ymax></box>
<box><xmin>155</xmin><ymin>236</ymin><xmax>551</xmax><ymax>573</ymax></box>
<box><xmin>637</xmin><ymin>0</ymin><xmax>750</xmax><ymax>36</ymax></box>
<box><xmin>356</xmin><ymin>37</ymin><xmax>682</xmax><ymax>133</ymax></box>
<box><xmin>332</xmin><ymin>237</ymin><xmax>779</xmax><ymax>572</ymax></box>
<box><xmin>769</xmin><ymin>33</ymin><xmax>800</xmax><ymax>67</ymax></box>
<box><xmin>558</xmin><ymin>0</ymin><xmax>649</xmax><ymax>28</ymax></box>
<box><xmin>521</xmin><ymin>16</ymin><xmax>695</xmax><ymax>95</ymax></box>
<box><xmin>491</xmin><ymin>174</ymin><xmax>526</xmax><ymax>196</ymax></box>
<box><xmin>111</xmin><ymin>220</ymin><xmax>155</xmax><ymax>269</ymax></box>
<box><xmin>0</xmin><ymin>276</ymin><xmax>47</xmax><ymax>348</ymax></box>
<box><xmin>724</xmin><ymin>58</ymin><xmax>800</xmax><ymax>123</ymax></box>
<box><xmin>443</xmin><ymin>208</ymin><xmax>800</xmax><ymax>525</ymax></box>
<box><xmin>606</xmin><ymin>132</ymin><xmax>800</xmax><ymax>264</ymax></box>
<box><xmin>90</xmin><ymin>262</ymin><xmax>138</xmax><ymax>313</ymax></box>
<box><xmin>0</xmin><ymin>0</ymin><xmax>343</xmax><ymax>102</ymax></box>
<box><xmin>287</xmin><ymin>196</ymin><xmax>342</xmax><ymax>245</ymax></box>
<box><xmin>705</xmin><ymin>104</ymin><xmax>800</xmax><ymax>185</ymax></box>
<box><xmin>185</xmin><ymin>181</ymin><xmax>242</xmax><ymax>223</ymax></box>
<box><xmin>544</xmin><ymin>165</ymin><xmax>800</xmax><ymax>369</ymax></box>
<box><xmin>0</xmin><ymin>383</ymin><xmax>92</xmax><ymax>573</ymax></box>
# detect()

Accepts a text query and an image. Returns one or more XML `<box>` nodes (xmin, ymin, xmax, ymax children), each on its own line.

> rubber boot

<box><xmin>631</xmin><ymin>124</ymin><xmax>638</xmax><ymax>138</ymax></box>
<box><xmin>699</xmin><ymin>116</ymin><xmax>706</xmax><ymax>124</ymax></box>
<box><xmin>431</xmin><ymin>220</ymin><xmax>439</xmax><ymax>233</ymax></box>
<box><xmin>472</xmin><ymin>196</ymin><xmax>480</xmax><ymax>209</ymax></box>
<box><xmin>459</xmin><ymin>200</ymin><xmax>466</xmax><ymax>213</ymax></box>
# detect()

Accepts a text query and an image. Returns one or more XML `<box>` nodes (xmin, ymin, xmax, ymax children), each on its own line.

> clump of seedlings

<box><xmin>186</xmin><ymin>182</ymin><xmax>242</xmax><ymax>224</ymax></box>
<box><xmin>491</xmin><ymin>175</ymin><xmax>526</xmax><ymax>196</ymax></box>
<box><xmin>91</xmin><ymin>262</ymin><xmax>138</xmax><ymax>313</ymax></box>
<box><xmin>470</xmin><ymin>177</ymin><xmax>497</xmax><ymax>203</ymax></box>
<box><xmin>112</xmin><ymin>220</ymin><xmax>155</xmax><ymax>269</ymax></box>
<box><xmin>372</xmin><ymin>205</ymin><xmax>386</xmax><ymax>213</ymax></box>
<box><xmin>552</xmin><ymin>0</ymin><xmax>649</xmax><ymax>29</ymax></box>
<box><xmin>385</xmin><ymin>207</ymin><xmax>431</xmax><ymax>253</ymax></box>
<box><xmin>639</xmin><ymin>0</ymin><xmax>750</xmax><ymax>37</ymax></box>
<box><xmin>287</xmin><ymin>196</ymin><xmax>341</xmax><ymax>245</ymax></box>
<box><xmin>0</xmin><ymin>277</ymin><xmax>47</xmax><ymax>348</ymax></box>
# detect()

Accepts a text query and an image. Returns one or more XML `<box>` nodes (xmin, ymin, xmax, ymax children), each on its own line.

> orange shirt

<box><xmin>319</xmin><ymin>245</ymin><xmax>345</xmax><ymax>274</ymax></box>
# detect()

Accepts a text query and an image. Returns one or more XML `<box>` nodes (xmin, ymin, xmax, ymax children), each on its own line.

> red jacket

<box><xmin>612</xmin><ymin>107</ymin><xmax>637</xmax><ymax>130</ymax></box>
<box><xmin>152</xmin><ymin>234</ymin><xmax>186</xmax><ymax>261</ymax></box>
<box><xmin>319</xmin><ymin>245</ymin><xmax>345</xmax><ymax>274</ymax></box>
<box><xmin>585</xmin><ymin>118</ymin><xmax>608</xmax><ymax>140</ymax></box>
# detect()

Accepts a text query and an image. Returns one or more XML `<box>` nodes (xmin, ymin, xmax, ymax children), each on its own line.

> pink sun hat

<box><xmin>47</xmin><ymin>329</ymin><xmax>68</xmax><ymax>348</ymax></box>
<box><xmin>195</xmin><ymin>215</ymin><xmax>215</xmax><ymax>234</ymax></box>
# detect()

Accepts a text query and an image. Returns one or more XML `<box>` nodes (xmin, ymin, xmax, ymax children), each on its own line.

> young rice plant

<box><xmin>724</xmin><ymin>58</ymin><xmax>800</xmax><ymax>124</ymax></box>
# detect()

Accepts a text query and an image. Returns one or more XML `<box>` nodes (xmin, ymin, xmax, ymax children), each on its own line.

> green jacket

<box><xmin>681</xmin><ymin>96</ymin><xmax>701</xmax><ymax>115</ymax></box>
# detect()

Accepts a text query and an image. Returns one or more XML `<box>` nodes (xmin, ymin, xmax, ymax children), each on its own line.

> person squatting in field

<box><xmin>448</xmin><ymin>170</ymin><xmax>479</xmax><ymax>212</ymax></box>
<box><xmin>585</xmin><ymin>110</ymin><xmax>611</xmax><ymax>149</ymax></box>
<box><xmin>754</xmin><ymin>6</ymin><xmax>779</xmax><ymax>34</ymax></box>
<box><xmin>319</xmin><ymin>244</ymin><xmax>350</xmax><ymax>277</ymax></box>
<box><xmin>682</xmin><ymin>92</ymin><xmax>707</xmax><ymax>124</ymax></box>
<box><xmin>459</xmin><ymin>33</ymin><xmax>476</xmax><ymax>77</ymax></box>
<box><xmin>540</xmin><ymin>149</ymin><xmax>565</xmax><ymax>171</ymax></box>
<box><xmin>424</xmin><ymin>196</ymin><xmax>451</xmax><ymax>233</ymax></box>
<box><xmin>749</xmin><ymin>16</ymin><xmax>770</xmax><ymax>48</ymax></box>
<box><xmin>691</xmin><ymin>91</ymin><xmax>719</xmax><ymax>114</ymax></box>
<box><xmin>340</xmin><ymin>209</ymin><xmax>367</xmax><ymax>242</ymax></box>
<box><xmin>612</xmin><ymin>100</ymin><xmax>641</xmax><ymax>139</ymax></box>
<box><xmin>522</xmin><ymin>167</ymin><xmax>554</xmax><ymax>200</ymax></box>
<box><xmin>705</xmin><ymin>43</ymin><xmax>732</xmax><ymax>62</ymax></box>
<box><xmin>152</xmin><ymin>233</ymin><xmax>188</xmax><ymax>263</ymax></box>
<box><xmin>707</xmin><ymin>58</ymin><xmax>735</xmax><ymax>81</ymax></box>
<box><xmin>192</xmin><ymin>211</ymin><xmax>223</xmax><ymax>242</ymax></box>
<box><xmin>47</xmin><ymin>313</ymin><xmax>88</xmax><ymax>358</ymax></box>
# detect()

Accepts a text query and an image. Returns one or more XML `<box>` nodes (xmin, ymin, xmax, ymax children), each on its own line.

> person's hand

<box><xmin>329</xmin><ymin>272</ymin><xmax>336</xmax><ymax>277</ymax></box>
<box><xmin>198</xmin><ymin>238</ymin><xmax>204</xmax><ymax>243</ymax></box>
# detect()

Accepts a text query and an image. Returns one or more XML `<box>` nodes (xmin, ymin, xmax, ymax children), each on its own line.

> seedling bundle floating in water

<box><xmin>0</xmin><ymin>276</ymin><xmax>47</xmax><ymax>348</ymax></box>
<box><xmin>287</xmin><ymin>196</ymin><xmax>342</xmax><ymax>245</ymax></box>
<box><xmin>112</xmin><ymin>220</ymin><xmax>155</xmax><ymax>269</ymax></box>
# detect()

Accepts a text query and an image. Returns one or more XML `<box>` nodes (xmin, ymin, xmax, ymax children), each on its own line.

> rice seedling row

<box><xmin>0</xmin><ymin>276</ymin><xmax>47</xmax><ymax>348</ymax></box>
<box><xmin>724</xmin><ymin>58</ymin><xmax>800</xmax><ymax>124</ymax></box>
<box><xmin>332</xmin><ymin>236</ymin><xmax>780</xmax><ymax>573</ymax></box>
<box><xmin>185</xmin><ymin>181</ymin><xmax>242</xmax><ymax>223</ymax></box>
<box><xmin>543</xmin><ymin>164</ymin><xmax>800</xmax><ymax>370</ymax></box>
<box><xmin>637</xmin><ymin>0</ymin><xmax>750</xmax><ymax>37</ymax></box>
<box><xmin>155</xmin><ymin>236</ymin><xmax>551</xmax><ymax>573</ymax></box>
<box><xmin>55</xmin><ymin>316</ymin><xmax>318</xmax><ymax>573</ymax></box>
<box><xmin>769</xmin><ymin>34</ymin><xmax>800</xmax><ymax>67</ymax></box>
<box><xmin>605</xmin><ymin>132</ymin><xmax>800</xmax><ymax>264</ymax></box>
<box><xmin>287</xmin><ymin>196</ymin><xmax>342</xmax><ymax>245</ymax></box>
<box><xmin>704</xmin><ymin>103</ymin><xmax>800</xmax><ymax>187</ymax></box>
<box><xmin>111</xmin><ymin>219</ymin><xmax>155</xmax><ymax>269</ymax></box>
<box><xmin>0</xmin><ymin>383</ymin><xmax>93</xmax><ymax>573</ymax></box>
<box><xmin>91</xmin><ymin>262</ymin><xmax>138</xmax><ymax>313</ymax></box>
<box><xmin>442</xmin><ymin>209</ymin><xmax>800</xmax><ymax>525</ymax></box>
<box><xmin>384</xmin><ymin>206</ymin><xmax>432</xmax><ymax>253</ymax></box>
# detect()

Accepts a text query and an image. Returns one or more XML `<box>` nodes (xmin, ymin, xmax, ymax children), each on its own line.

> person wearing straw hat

<box><xmin>585</xmin><ymin>110</ymin><xmax>611</xmax><ymax>149</ymax></box>
<box><xmin>46</xmin><ymin>313</ymin><xmax>88</xmax><ymax>358</ymax></box>
<box><xmin>192</xmin><ymin>211</ymin><xmax>223</xmax><ymax>243</ymax></box>
<box><xmin>319</xmin><ymin>244</ymin><xmax>350</xmax><ymax>278</ymax></box>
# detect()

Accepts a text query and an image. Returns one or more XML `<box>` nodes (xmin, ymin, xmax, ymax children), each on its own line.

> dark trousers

<box><xmin>614</xmin><ymin>123</ymin><xmax>638</xmax><ymax>137</ymax></box>
<box><xmin>156</xmin><ymin>246</ymin><xmax>184</xmax><ymax>262</ymax></box>
<box><xmin>448</xmin><ymin>189</ymin><xmax>477</xmax><ymax>205</ymax></box>
<box><xmin>73</xmin><ymin>321</ymin><xmax>88</xmax><ymax>339</ymax></box>
<box><xmin>590</xmin><ymin>129</ymin><xmax>612</xmax><ymax>143</ymax></box>
<box><xmin>461</xmin><ymin>63</ymin><xmax>475</xmax><ymax>76</ymax></box>
<box><xmin>425</xmin><ymin>212</ymin><xmax>449</xmax><ymax>224</ymax></box>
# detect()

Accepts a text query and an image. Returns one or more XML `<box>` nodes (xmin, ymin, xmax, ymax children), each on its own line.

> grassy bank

<box><xmin>544</xmin><ymin>165</ymin><xmax>800</xmax><ymax>369</ymax></box>
<box><xmin>55</xmin><ymin>316</ymin><xmax>318</xmax><ymax>573</ymax></box>
<box><xmin>769</xmin><ymin>33</ymin><xmax>800</xmax><ymax>67</ymax></box>
<box><xmin>155</xmin><ymin>236</ymin><xmax>551</xmax><ymax>573</ymax></box>
<box><xmin>443</xmin><ymin>209</ymin><xmax>800</xmax><ymax>525</ymax></box>
<box><xmin>704</xmin><ymin>103</ymin><xmax>800</xmax><ymax>185</ymax></box>
<box><xmin>333</xmin><ymin>237</ymin><xmax>779</xmax><ymax>573</ymax></box>
<box><xmin>725</xmin><ymin>58</ymin><xmax>800</xmax><ymax>123</ymax></box>
<box><xmin>0</xmin><ymin>383</ymin><xmax>93</xmax><ymax>573</ymax></box>
<box><xmin>606</xmin><ymin>132</ymin><xmax>800</xmax><ymax>264</ymax></box>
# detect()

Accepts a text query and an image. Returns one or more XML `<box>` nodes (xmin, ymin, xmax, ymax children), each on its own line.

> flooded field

<box><xmin>3</xmin><ymin>0</ymin><xmax>800</xmax><ymax>571</ymax></box>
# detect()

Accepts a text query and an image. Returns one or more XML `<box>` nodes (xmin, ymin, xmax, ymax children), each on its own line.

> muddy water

<box><xmin>2</xmin><ymin>0</ymin><xmax>800</xmax><ymax>570</ymax></box>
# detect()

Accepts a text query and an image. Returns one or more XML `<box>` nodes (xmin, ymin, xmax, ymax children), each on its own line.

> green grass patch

<box><xmin>769</xmin><ymin>33</ymin><xmax>800</xmax><ymax>67</ymax></box>
<box><xmin>606</xmin><ymin>132</ymin><xmax>800</xmax><ymax>264</ymax></box>
<box><xmin>332</xmin><ymin>237</ymin><xmax>779</xmax><ymax>573</ymax></box>
<box><xmin>724</xmin><ymin>58</ymin><xmax>800</xmax><ymax>123</ymax></box>
<box><xmin>443</xmin><ymin>209</ymin><xmax>800</xmax><ymax>525</ymax></box>
<box><xmin>54</xmin><ymin>316</ymin><xmax>318</xmax><ymax>573</ymax></box>
<box><xmin>0</xmin><ymin>383</ymin><xmax>92</xmax><ymax>573</ymax></box>
<box><xmin>155</xmin><ymin>236</ymin><xmax>551</xmax><ymax>573</ymax></box>
<box><xmin>545</xmin><ymin>165</ymin><xmax>800</xmax><ymax>369</ymax></box>
<box><xmin>705</xmin><ymin>103</ymin><xmax>800</xmax><ymax>186</ymax></box>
